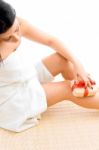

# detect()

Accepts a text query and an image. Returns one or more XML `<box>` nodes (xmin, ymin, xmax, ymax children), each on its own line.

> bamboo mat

<box><xmin>0</xmin><ymin>101</ymin><xmax>99</xmax><ymax>150</ymax></box>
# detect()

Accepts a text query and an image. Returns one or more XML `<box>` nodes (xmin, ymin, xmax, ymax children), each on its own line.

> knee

<box><xmin>53</xmin><ymin>52</ymin><xmax>75</xmax><ymax>80</ymax></box>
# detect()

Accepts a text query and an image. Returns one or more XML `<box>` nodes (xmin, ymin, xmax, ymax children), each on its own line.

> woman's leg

<box><xmin>42</xmin><ymin>81</ymin><xmax>99</xmax><ymax>110</ymax></box>
<box><xmin>42</xmin><ymin>52</ymin><xmax>76</xmax><ymax>80</ymax></box>
<box><xmin>41</xmin><ymin>52</ymin><xmax>99</xmax><ymax>109</ymax></box>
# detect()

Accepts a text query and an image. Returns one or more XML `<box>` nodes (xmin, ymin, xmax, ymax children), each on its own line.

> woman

<box><xmin>0</xmin><ymin>0</ymin><xmax>99</xmax><ymax>132</ymax></box>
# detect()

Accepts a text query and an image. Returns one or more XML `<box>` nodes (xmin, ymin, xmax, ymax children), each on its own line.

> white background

<box><xmin>5</xmin><ymin>0</ymin><xmax>99</xmax><ymax>83</ymax></box>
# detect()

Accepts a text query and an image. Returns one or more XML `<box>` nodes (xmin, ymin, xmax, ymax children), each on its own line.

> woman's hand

<box><xmin>73</xmin><ymin>60</ymin><xmax>92</xmax><ymax>88</ymax></box>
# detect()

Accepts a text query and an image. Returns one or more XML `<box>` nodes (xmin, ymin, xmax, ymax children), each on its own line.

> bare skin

<box><xmin>0</xmin><ymin>17</ymin><xmax>99</xmax><ymax>110</ymax></box>
<box><xmin>41</xmin><ymin>52</ymin><xmax>99</xmax><ymax>109</ymax></box>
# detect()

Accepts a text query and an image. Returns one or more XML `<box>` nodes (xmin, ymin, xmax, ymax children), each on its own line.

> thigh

<box><xmin>42</xmin><ymin>52</ymin><xmax>75</xmax><ymax>80</ymax></box>
<box><xmin>34</xmin><ymin>52</ymin><xmax>63</xmax><ymax>83</ymax></box>
<box><xmin>42</xmin><ymin>81</ymin><xmax>99</xmax><ymax>110</ymax></box>
<box><xmin>34</xmin><ymin>60</ymin><xmax>54</xmax><ymax>83</ymax></box>
<box><xmin>34</xmin><ymin>52</ymin><xmax>74</xmax><ymax>83</ymax></box>
<box><xmin>41</xmin><ymin>81</ymin><xmax>71</xmax><ymax>107</ymax></box>
<box><xmin>42</xmin><ymin>52</ymin><xmax>63</xmax><ymax>76</ymax></box>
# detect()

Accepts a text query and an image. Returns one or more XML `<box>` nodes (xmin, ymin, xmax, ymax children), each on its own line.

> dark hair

<box><xmin>0</xmin><ymin>0</ymin><xmax>16</xmax><ymax>34</ymax></box>
<box><xmin>0</xmin><ymin>1</ymin><xmax>16</xmax><ymax>63</ymax></box>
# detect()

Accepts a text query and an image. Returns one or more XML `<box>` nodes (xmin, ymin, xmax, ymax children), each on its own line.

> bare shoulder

<box><xmin>16</xmin><ymin>16</ymin><xmax>55</xmax><ymax>45</ymax></box>
<box><xmin>17</xmin><ymin>16</ymin><xmax>30</xmax><ymax>36</ymax></box>
<box><xmin>16</xmin><ymin>16</ymin><xmax>39</xmax><ymax>37</ymax></box>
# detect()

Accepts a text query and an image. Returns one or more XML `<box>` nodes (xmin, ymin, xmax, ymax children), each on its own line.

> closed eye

<box><xmin>3</xmin><ymin>27</ymin><xmax>19</xmax><ymax>41</ymax></box>
<box><xmin>3</xmin><ymin>36</ymin><xmax>13</xmax><ymax>41</ymax></box>
<box><xmin>2</xmin><ymin>24</ymin><xmax>20</xmax><ymax>42</ymax></box>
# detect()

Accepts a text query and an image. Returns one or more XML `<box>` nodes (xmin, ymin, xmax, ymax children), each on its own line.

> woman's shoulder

<box><xmin>16</xmin><ymin>16</ymin><xmax>40</xmax><ymax>40</ymax></box>
<box><xmin>17</xmin><ymin>16</ymin><xmax>31</xmax><ymax>37</ymax></box>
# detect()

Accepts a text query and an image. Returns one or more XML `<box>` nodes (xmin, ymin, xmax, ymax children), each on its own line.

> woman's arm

<box><xmin>18</xmin><ymin>17</ymin><xmax>90</xmax><ymax>84</ymax></box>
<box><xmin>18</xmin><ymin>17</ymin><xmax>77</xmax><ymax>63</ymax></box>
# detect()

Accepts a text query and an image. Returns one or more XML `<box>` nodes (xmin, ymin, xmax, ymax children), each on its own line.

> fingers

<box><xmin>85</xmin><ymin>81</ymin><xmax>92</xmax><ymax>89</ymax></box>
<box><xmin>76</xmin><ymin>73</ymin><xmax>95</xmax><ymax>89</ymax></box>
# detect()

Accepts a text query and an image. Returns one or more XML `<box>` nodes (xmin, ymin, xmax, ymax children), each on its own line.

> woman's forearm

<box><xmin>48</xmin><ymin>37</ymin><xmax>78</xmax><ymax>64</ymax></box>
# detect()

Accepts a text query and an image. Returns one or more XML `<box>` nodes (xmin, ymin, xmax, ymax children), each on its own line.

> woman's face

<box><xmin>0</xmin><ymin>18</ymin><xmax>21</xmax><ymax>43</ymax></box>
